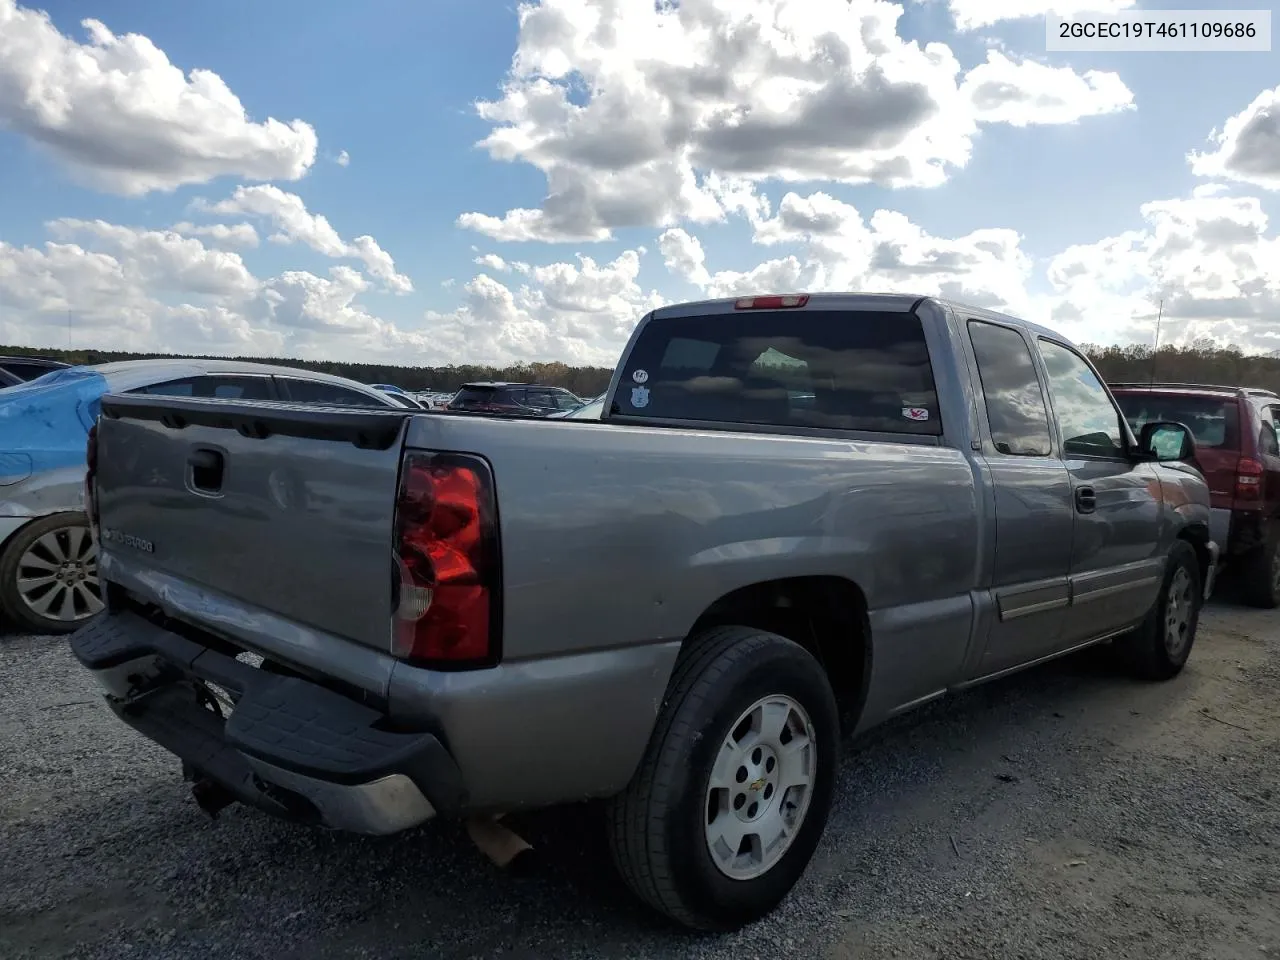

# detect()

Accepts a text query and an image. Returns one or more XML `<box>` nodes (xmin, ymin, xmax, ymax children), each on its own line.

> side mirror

<box><xmin>1139</xmin><ymin>420</ymin><xmax>1196</xmax><ymax>462</ymax></box>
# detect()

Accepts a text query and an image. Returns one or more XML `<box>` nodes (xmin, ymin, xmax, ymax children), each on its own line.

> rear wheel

<box><xmin>1114</xmin><ymin>540</ymin><xmax>1202</xmax><ymax>681</ymax></box>
<box><xmin>1241</xmin><ymin>536</ymin><xmax>1280</xmax><ymax>609</ymax></box>
<box><xmin>0</xmin><ymin>513</ymin><xmax>103</xmax><ymax>634</ymax></box>
<box><xmin>607</xmin><ymin>625</ymin><xmax>839</xmax><ymax>931</ymax></box>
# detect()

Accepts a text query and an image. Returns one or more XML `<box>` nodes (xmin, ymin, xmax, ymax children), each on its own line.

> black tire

<box><xmin>1240</xmin><ymin>535</ymin><xmax>1280</xmax><ymax>609</ymax></box>
<box><xmin>1114</xmin><ymin>541</ymin><xmax>1202</xmax><ymax>681</ymax></box>
<box><xmin>0</xmin><ymin>512</ymin><xmax>103</xmax><ymax>635</ymax></box>
<box><xmin>606</xmin><ymin>625</ymin><xmax>840</xmax><ymax>932</ymax></box>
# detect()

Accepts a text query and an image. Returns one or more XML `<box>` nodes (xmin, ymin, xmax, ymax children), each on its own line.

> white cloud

<box><xmin>657</xmin><ymin>187</ymin><xmax>1280</xmax><ymax>354</ymax></box>
<box><xmin>6</xmin><ymin>185</ymin><xmax>1279</xmax><ymax>365</ymax></box>
<box><xmin>1188</xmin><ymin>85</ymin><xmax>1280</xmax><ymax>192</ymax></box>
<box><xmin>961</xmin><ymin>52</ymin><xmax>1134</xmax><ymax>127</ymax></box>
<box><xmin>423</xmin><ymin>250</ymin><xmax>666</xmax><ymax>366</ymax></box>
<box><xmin>0</xmin><ymin>217</ymin><xmax>415</xmax><ymax>358</ymax></box>
<box><xmin>336</xmin><ymin>149</ymin><xmax>351</xmax><ymax>167</ymax></box>
<box><xmin>658</xmin><ymin>228</ymin><xmax>711</xmax><ymax>288</ymax></box>
<box><xmin>199</xmin><ymin>184</ymin><xmax>345</xmax><ymax>254</ymax></box>
<box><xmin>663</xmin><ymin>191</ymin><xmax>1033</xmax><ymax>311</ymax></box>
<box><xmin>0</xmin><ymin>229</ymin><xmax>265</xmax><ymax>353</ymax></box>
<box><xmin>459</xmin><ymin>0</ymin><xmax>1131</xmax><ymax>242</ymax></box>
<box><xmin>475</xmin><ymin>254</ymin><xmax>510</xmax><ymax>271</ymax></box>
<box><xmin>944</xmin><ymin>0</ymin><xmax>1136</xmax><ymax>31</ymax></box>
<box><xmin>170</xmin><ymin>221</ymin><xmax>260</xmax><ymax>248</ymax></box>
<box><xmin>196</xmin><ymin>185</ymin><xmax>414</xmax><ymax>294</ymax></box>
<box><xmin>1045</xmin><ymin>194</ymin><xmax>1280</xmax><ymax>351</ymax></box>
<box><xmin>0</xmin><ymin>0</ymin><xmax>317</xmax><ymax>195</ymax></box>
<box><xmin>44</xmin><ymin>218</ymin><xmax>259</xmax><ymax>298</ymax></box>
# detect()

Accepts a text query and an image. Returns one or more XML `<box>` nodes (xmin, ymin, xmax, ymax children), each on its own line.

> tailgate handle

<box><xmin>188</xmin><ymin>448</ymin><xmax>225</xmax><ymax>492</ymax></box>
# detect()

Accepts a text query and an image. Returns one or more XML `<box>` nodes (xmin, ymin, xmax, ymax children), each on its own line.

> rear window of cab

<box><xmin>616</xmin><ymin>310</ymin><xmax>941</xmax><ymax>435</ymax></box>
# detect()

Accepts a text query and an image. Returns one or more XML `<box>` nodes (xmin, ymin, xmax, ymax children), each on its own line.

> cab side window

<box><xmin>967</xmin><ymin>321</ymin><xmax>1053</xmax><ymax>457</ymax></box>
<box><xmin>1037</xmin><ymin>339</ymin><xmax>1126</xmax><ymax>458</ymax></box>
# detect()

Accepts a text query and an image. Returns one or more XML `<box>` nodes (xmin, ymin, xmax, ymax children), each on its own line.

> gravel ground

<box><xmin>1</xmin><ymin>601</ymin><xmax>1277</xmax><ymax>960</ymax></box>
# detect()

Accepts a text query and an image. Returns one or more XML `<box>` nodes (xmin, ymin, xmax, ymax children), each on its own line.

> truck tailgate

<box><xmin>94</xmin><ymin>395</ymin><xmax>410</xmax><ymax>650</ymax></box>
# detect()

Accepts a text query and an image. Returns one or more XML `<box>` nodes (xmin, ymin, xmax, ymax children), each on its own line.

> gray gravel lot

<box><xmin>2</xmin><ymin>602</ymin><xmax>1277</xmax><ymax>960</ymax></box>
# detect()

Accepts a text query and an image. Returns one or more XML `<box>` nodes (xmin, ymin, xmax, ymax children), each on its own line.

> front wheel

<box><xmin>1114</xmin><ymin>540</ymin><xmax>1202</xmax><ymax>681</ymax></box>
<box><xmin>606</xmin><ymin>626</ymin><xmax>840</xmax><ymax>931</ymax></box>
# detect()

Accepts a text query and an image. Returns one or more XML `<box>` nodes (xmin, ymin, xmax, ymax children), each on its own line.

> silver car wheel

<box><xmin>16</xmin><ymin>525</ymin><xmax>103</xmax><ymax>623</ymax></box>
<box><xmin>704</xmin><ymin>694</ymin><xmax>816</xmax><ymax>880</ymax></box>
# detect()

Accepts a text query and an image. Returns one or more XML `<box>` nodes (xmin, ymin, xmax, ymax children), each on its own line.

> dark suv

<box><xmin>1111</xmin><ymin>381</ymin><xmax>1280</xmax><ymax>607</ymax></box>
<box><xmin>447</xmin><ymin>381</ymin><xmax>582</xmax><ymax>416</ymax></box>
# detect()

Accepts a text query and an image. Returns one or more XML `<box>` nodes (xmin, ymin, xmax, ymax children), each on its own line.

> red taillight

<box><xmin>734</xmin><ymin>294</ymin><xmax>809</xmax><ymax>309</ymax></box>
<box><xmin>1235</xmin><ymin>456</ymin><xmax>1264</xmax><ymax>502</ymax></box>
<box><xmin>392</xmin><ymin>452</ymin><xmax>499</xmax><ymax>666</ymax></box>
<box><xmin>85</xmin><ymin>423</ymin><xmax>100</xmax><ymax>532</ymax></box>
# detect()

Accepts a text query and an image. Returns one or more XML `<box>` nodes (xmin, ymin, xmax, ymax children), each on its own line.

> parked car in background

<box><xmin>0</xmin><ymin>359</ymin><xmax>403</xmax><ymax>635</ymax></box>
<box><xmin>447</xmin><ymin>381</ymin><xmax>582</xmax><ymax>416</ymax></box>
<box><xmin>378</xmin><ymin>390</ymin><xmax>425</xmax><ymax>409</ymax></box>
<box><xmin>415</xmin><ymin>391</ymin><xmax>453</xmax><ymax>410</ymax></box>
<box><xmin>547</xmin><ymin>393</ymin><xmax>605</xmax><ymax>419</ymax></box>
<box><xmin>1111</xmin><ymin>381</ymin><xmax>1280</xmax><ymax>607</ymax></box>
<box><xmin>0</xmin><ymin>355</ymin><xmax>72</xmax><ymax>382</ymax></box>
<box><xmin>72</xmin><ymin>292</ymin><xmax>1214</xmax><ymax>931</ymax></box>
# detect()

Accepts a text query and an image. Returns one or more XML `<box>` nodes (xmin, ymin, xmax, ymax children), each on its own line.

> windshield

<box><xmin>1114</xmin><ymin>393</ymin><xmax>1240</xmax><ymax>450</ymax></box>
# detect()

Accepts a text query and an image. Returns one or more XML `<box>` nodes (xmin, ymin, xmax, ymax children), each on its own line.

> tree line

<box><xmin>1082</xmin><ymin>341</ymin><xmax>1280</xmax><ymax>393</ymax></box>
<box><xmin>5</xmin><ymin>340</ymin><xmax>1280</xmax><ymax>395</ymax></box>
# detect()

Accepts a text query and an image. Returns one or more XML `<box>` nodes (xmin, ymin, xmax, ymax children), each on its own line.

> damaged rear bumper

<box><xmin>70</xmin><ymin>611</ymin><xmax>467</xmax><ymax>835</ymax></box>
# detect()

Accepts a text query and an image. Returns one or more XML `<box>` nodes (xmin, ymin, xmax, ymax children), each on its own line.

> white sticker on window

<box><xmin>631</xmin><ymin>386</ymin><xmax>650</xmax><ymax>408</ymax></box>
<box><xmin>902</xmin><ymin>407</ymin><xmax>930</xmax><ymax>422</ymax></box>
<box><xmin>632</xmin><ymin>369</ymin><xmax>649</xmax><ymax>384</ymax></box>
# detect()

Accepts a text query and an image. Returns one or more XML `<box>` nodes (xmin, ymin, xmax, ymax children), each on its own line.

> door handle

<box><xmin>1075</xmin><ymin>485</ymin><xmax>1096</xmax><ymax>513</ymax></box>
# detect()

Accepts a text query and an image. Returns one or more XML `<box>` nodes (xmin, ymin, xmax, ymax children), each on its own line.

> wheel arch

<box><xmin>681</xmin><ymin>574</ymin><xmax>872</xmax><ymax>735</ymax></box>
<box><xmin>1175</xmin><ymin>519</ymin><xmax>1213</xmax><ymax>588</ymax></box>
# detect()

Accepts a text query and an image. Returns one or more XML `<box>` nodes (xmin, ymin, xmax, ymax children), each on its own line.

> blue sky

<box><xmin>0</xmin><ymin>0</ymin><xmax>1278</xmax><ymax>365</ymax></box>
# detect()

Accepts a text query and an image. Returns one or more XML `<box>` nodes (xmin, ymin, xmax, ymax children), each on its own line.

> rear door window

<box><xmin>967</xmin><ymin>321</ymin><xmax>1053</xmax><ymax>457</ymax></box>
<box><xmin>132</xmin><ymin>375</ymin><xmax>275</xmax><ymax>400</ymax></box>
<box><xmin>616</xmin><ymin>310</ymin><xmax>941</xmax><ymax>435</ymax></box>
<box><xmin>276</xmin><ymin>378</ymin><xmax>387</xmax><ymax>407</ymax></box>
<box><xmin>1113</xmin><ymin>394</ymin><xmax>1240</xmax><ymax>450</ymax></box>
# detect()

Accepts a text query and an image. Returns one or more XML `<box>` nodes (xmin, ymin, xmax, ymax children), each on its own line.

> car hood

<box><xmin>0</xmin><ymin>368</ymin><xmax>108</xmax><ymax>487</ymax></box>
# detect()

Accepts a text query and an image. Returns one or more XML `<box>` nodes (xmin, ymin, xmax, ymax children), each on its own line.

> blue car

<box><xmin>0</xmin><ymin>359</ymin><xmax>403</xmax><ymax>634</ymax></box>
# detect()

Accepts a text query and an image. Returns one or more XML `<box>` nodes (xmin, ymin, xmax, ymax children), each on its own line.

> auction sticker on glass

<box><xmin>1046</xmin><ymin>10</ymin><xmax>1271</xmax><ymax>51</ymax></box>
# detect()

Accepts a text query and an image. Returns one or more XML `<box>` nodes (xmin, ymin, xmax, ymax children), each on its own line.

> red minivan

<box><xmin>1111</xmin><ymin>382</ymin><xmax>1280</xmax><ymax>607</ymax></box>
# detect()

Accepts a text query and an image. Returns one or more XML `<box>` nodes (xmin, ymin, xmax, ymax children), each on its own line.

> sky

<box><xmin>0</xmin><ymin>0</ymin><xmax>1278</xmax><ymax>368</ymax></box>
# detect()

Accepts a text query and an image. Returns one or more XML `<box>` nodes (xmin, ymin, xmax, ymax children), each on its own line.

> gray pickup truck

<box><xmin>70</xmin><ymin>293</ymin><xmax>1217</xmax><ymax>931</ymax></box>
